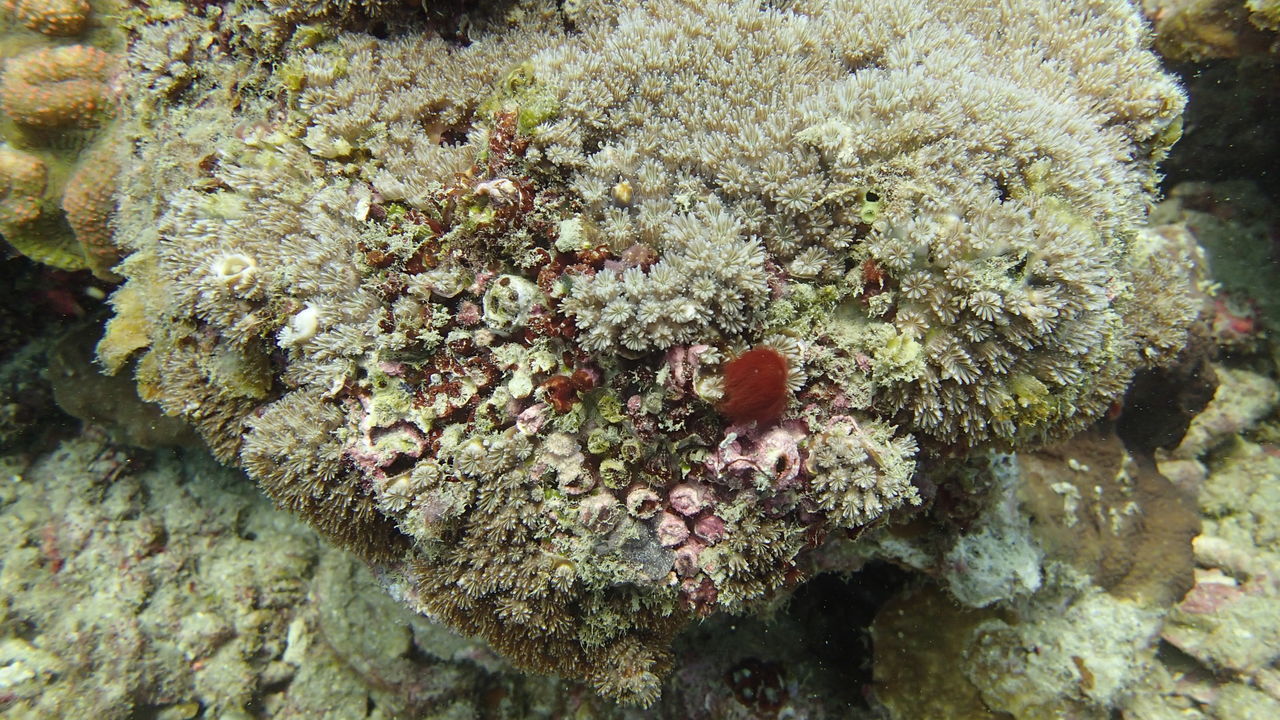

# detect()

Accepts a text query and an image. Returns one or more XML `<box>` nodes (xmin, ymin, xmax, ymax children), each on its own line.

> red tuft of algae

<box><xmin>718</xmin><ymin>346</ymin><xmax>789</xmax><ymax>426</ymax></box>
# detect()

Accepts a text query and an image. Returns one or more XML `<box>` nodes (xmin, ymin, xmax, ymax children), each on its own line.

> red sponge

<box><xmin>718</xmin><ymin>346</ymin><xmax>789</xmax><ymax>426</ymax></box>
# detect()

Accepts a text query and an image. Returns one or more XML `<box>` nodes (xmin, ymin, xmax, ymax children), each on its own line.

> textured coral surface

<box><xmin>6</xmin><ymin>0</ymin><xmax>91</xmax><ymax>37</ymax></box>
<box><xmin>99</xmin><ymin>0</ymin><xmax>1199</xmax><ymax>705</ymax></box>
<box><xmin>0</xmin><ymin>0</ymin><xmax>127</xmax><ymax>276</ymax></box>
<box><xmin>0</xmin><ymin>44</ymin><xmax>115</xmax><ymax>130</ymax></box>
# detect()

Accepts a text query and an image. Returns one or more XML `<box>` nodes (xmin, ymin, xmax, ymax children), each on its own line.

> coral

<box><xmin>0</xmin><ymin>2</ymin><xmax>128</xmax><ymax>275</ymax></box>
<box><xmin>5</xmin><ymin>0</ymin><xmax>90</xmax><ymax>36</ymax></box>
<box><xmin>0</xmin><ymin>139</ymin><xmax>127</xmax><ymax>276</ymax></box>
<box><xmin>0</xmin><ymin>45</ymin><xmax>117</xmax><ymax>130</ymax></box>
<box><xmin>536</xmin><ymin>0</ymin><xmax>1189</xmax><ymax>450</ymax></box>
<box><xmin>0</xmin><ymin>144</ymin><xmax>45</xmax><ymax>231</ymax></box>
<box><xmin>803</xmin><ymin>416</ymin><xmax>919</xmax><ymax>529</ymax></box>
<box><xmin>62</xmin><ymin>140</ymin><xmax>123</xmax><ymax>280</ymax></box>
<box><xmin>102</xmin><ymin>0</ymin><xmax>1193</xmax><ymax>705</ymax></box>
<box><xmin>260</xmin><ymin>0</ymin><xmax>417</xmax><ymax>25</ymax></box>
<box><xmin>1121</xmin><ymin>224</ymin><xmax>1208</xmax><ymax>368</ymax></box>
<box><xmin>0</xmin><ymin>433</ymin><xmax>579</xmax><ymax>718</ymax></box>
<box><xmin>1144</xmin><ymin>0</ymin><xmax>1280</xmax><ymax>59</ymax></box>
<box><xmin>0</xmin><ymin>144</ymin><xmax>84</xmax><ymax>270</ymax></box>
<box><xmin>558</xmin><ymin>202</ymin><xmax>770</xmax><ymax>352</ymax></box>
<box><xmin>241</xmin><ymin>389</ymin><xmax>409</xmax><ymax>562</ymax></box>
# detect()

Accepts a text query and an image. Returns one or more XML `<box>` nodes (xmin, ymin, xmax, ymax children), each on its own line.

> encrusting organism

<box><xmin>718</xmin><ymin>345</ymin><xmax>790</xmax><ymax>427</ymax></box>
<box><xmin>99</xmin><ymin>0</ymin><xmax>1197</xmax><ymax>706</ymax></box>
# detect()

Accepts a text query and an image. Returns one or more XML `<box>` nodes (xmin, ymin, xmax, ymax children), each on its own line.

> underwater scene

<box><xmin>1</xmin><ymin>0</ymin><xmax>1278</xmax><ymax>717</ymax></box>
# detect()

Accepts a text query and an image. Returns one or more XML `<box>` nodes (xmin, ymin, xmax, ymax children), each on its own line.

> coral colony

<box><xmin>85</xmin><ymin>0</ymin><xmax>1200</xmax><ymax>705</ymax></box>
<box><xmin>0</xmin><ymin>0</ymin><xmax>124</xmax><ymax>279</ymax></box>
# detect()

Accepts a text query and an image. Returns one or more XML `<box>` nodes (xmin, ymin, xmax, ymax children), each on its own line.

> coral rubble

<box><xmin>100</xmin><ymin>0</ymin><xmax>1196</xmax><ymax>703</ymax></box>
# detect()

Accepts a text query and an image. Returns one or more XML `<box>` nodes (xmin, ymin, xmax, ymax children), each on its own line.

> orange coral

<box><xmin>0</xmin><ymin>145</ymin><xmax>88</xmax><ymax>270</ymax></box>
<box><xmin>63</xmin><ymin>143</ymin><xmax>122</xmax><ymax>280</ymax></box>
<box><xmin>0</xmin><ymin>45</ymin><xmax>117</xmax><ymax>130</ymax></box>
<box><xmin>0</xmin><ymin>145</ymin><xmax>46</xmax><ymax>229</ymax></box>
<box><xmin>5</xmin><ymin>0</ymin><xmax>91</xmax><ymax>36</ymax></box>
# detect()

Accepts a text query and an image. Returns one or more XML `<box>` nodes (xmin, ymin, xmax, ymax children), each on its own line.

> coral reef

<box><xmin>1144</xmin><ymin>0</ymin><xmax>1280</xmax><ymax>59</ymax></box>
<box><xmin>537</xmin><ymin>0</ymin><xmax>1192</xmax><ymax>450</ymax></box>
<box><xmin>101</xmin><ymin>0</ymin><xmax>1195</xmax><ymax>705</ymax></box>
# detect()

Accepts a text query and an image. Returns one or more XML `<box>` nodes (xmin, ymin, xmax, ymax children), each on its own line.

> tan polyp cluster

<box><xmin>0</xmin><ymin>45</ymin><xmax>117</xmax><ymax>130</ymax></box>
<box><xmin>6</xmin><ymin>0</ymin><xmax>91</xmax><ymax>36</ymax></box>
